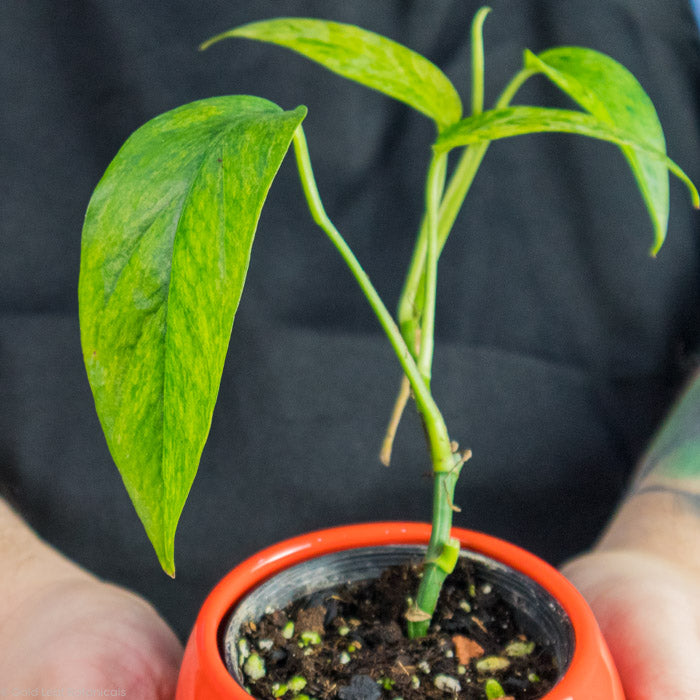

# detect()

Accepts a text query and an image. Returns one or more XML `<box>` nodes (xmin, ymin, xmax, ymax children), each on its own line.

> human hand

<box><xmin>0</xmin><ymin>575</ymin><xmax>182</xmax><ymax>698</ymax></box>
<box><xmin>562</xmin><ymin>548</ymin><xmax>700</xmax><ymax>699</ymax></box>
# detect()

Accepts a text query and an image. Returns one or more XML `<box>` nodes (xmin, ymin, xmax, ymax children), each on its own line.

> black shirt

<box><xmin>1</xmin><ymin>0</ymin><xmax>699</xmax><ymax>640</ymax></box>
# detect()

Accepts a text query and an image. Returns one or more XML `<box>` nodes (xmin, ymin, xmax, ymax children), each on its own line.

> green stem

<box><xmin>295</xmin><ymin>61</ymin><xmax>535</xmax><ymax>638</ymax></box>
<box><xmin>404</xmin><ymin>68</ymin><xmax>536</xmax><ymax>639</ymax></box>
<box><xmin>292</xmin><ymin>126</ymin><xmax>454</xmax><ymax>474</ymax></box>
<box><xmin>396</xmin><ymin>216</ymin><xmax>428</xmax><ymax>355</ymax></box>
<box><xmin>407</xmin><ymin>466</ymin><xmax>463</xmax><ymax>638</ymax></box>
<box><xmin>418</xmin><ymin>153</ymin><xmax>447</xmax><ymax>385</ymax></box>
<box><xmin>397</xmin><ymin>67</ymin><xmax>534</xmax><ymax>349</ymax></box>
<box><xmin>497</xmin><ymin>66</ymin><xmax>534</xmax><ymax>108</ymax></box>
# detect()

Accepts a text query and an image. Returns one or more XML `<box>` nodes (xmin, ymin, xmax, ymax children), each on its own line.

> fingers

<box><xmin>0</xmin><ymin>578</ymin><xmax>182</xmax><ymax>698</ymax></box>
<box><xmin>563</xmin><ymin>549</ymin><xmax>700</xmax><ymax>699</ymax></box>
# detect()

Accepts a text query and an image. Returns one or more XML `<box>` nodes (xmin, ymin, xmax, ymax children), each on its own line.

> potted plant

<box><xmin>78</xmin><ymin>7</ymin><xmax>697</xmax><ymax>699</ymax></box>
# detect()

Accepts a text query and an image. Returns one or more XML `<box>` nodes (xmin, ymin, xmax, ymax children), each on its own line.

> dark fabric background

<box><xmin>1</xmin><ymin>1</ymin><xmax>699</xmax><ymax>641</ymax></box>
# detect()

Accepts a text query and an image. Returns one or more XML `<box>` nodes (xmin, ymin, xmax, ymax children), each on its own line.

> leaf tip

<box><xmin>199</xmin><ymin>28</ymin><xmax>238</xmax><ymax>52</ymax></box>
<box><xmin>153</xmin><ymin>531</ymin><xmax>177</xmax><ymax>578</ymax></box>
<box><xmin>159</xmin><ymin>551</ymin><xmax>177</xmax><ymax>578</ymax></box>
<box><xmin>198</xmin><ymin>37</ymin><xmax>215</xmax><ymax>52</ymax></box>
<box><xmin>648</xmin><ymin>231</ymin><xmax>664</xmax><ymax>258</ymax></box>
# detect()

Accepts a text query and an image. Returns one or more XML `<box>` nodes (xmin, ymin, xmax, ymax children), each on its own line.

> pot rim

<box><xmin>179</xmin><ymin>521</ymin><xmax>622</xmax><ymax>699</ymax></box>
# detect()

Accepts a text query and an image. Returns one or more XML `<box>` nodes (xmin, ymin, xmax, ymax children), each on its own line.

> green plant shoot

<box><xmin>79</xmin><ymin>7</ymin><xmax>698</xmax><ymax>639</ymax></box>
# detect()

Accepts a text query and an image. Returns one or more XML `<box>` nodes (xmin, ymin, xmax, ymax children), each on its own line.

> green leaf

<box><xmin>525</xmin><ymin>47</ymin><xmax>671</xmax><ymax>255</ymax></box>
<box><xmin>436</xmin><ymin>106</ymin><xmax>662</xmax><ymax>153</ymax></box>
<box><xmin>433</xmin><ymin>106</ymin><xmax>698</xmax><ymax>232</ymax></box>
<box><xmin>79</xmin><ymin>95</ymin><xmax>306</xmax><ymax>574</ymax></box>
<box><xmin>201</xmin><ymin>17</ymin><xmax>462</xmax><ymax>131</ymax></box>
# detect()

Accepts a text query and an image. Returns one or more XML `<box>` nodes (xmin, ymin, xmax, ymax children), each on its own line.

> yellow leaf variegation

<box><xmin>202</xmin><ymin>18</ymin><xmax>462</xmax><ymax>131</ymax></box>
<box><xmin>79</xmin><ymin>96</ymin><xmax>306</xmax><ymax>574</ymax></box>
<box><xmin>524</xmin><ymin>47</ymin><xmax>696</xmax><ymax>255</ymax></box>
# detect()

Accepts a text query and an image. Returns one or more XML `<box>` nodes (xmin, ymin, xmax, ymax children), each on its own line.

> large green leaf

<box><xmin>525</xmin><ymin>47</ymin><xmax>671</xmax><ymax>255</ymax></box>
<box><xmin>202</xmin><ymin>18</ymin><xmax>462</xmax><ymax>131</ymax></box>
<box><xmin>79</xmin><ymin>95</ymin><xmax>306</xmax><ymax>574</ymax></box>
<box><xmin>433</xmin><ymin>106</ymin><xmax>698</xmax><ymax>244</ymax></box>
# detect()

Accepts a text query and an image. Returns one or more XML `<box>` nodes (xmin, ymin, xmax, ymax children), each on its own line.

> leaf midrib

<box><xmin>157</xmin><ymin>128</ymin><xmax>229</xmax><ymax>550</ymax></box>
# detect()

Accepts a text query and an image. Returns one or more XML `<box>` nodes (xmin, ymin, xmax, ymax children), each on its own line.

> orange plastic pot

<box><xmin>176</xmin><ymin>522</ymin><xmax>624</xmax><ymax>699</ymax></box>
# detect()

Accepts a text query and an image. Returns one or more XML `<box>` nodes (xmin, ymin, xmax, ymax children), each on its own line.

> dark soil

<box><xmin>233</xmin><ymin>559</ymin><xmax>560</xmax><ymax>699</ymax></box>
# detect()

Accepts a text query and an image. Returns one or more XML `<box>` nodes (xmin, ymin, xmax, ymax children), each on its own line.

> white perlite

<box><xmin>434</xmin><ymin>674</ymin><xmax>462</xmax><ymax>693</ymax></box>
